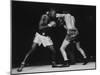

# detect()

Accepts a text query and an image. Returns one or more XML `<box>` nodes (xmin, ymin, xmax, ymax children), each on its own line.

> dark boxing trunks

<box><xmin>65</xmin><ymin>29</ymin><xmax>79</xmax><ymax>42</ymax></box>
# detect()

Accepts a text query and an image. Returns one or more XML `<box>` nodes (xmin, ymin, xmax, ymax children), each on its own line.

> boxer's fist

<box><xmin>48</xmin><ymin>21</ymin><xmax>56</xmax><ymax>27</ymax></box>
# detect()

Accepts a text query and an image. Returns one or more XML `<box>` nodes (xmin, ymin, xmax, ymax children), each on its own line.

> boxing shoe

<box><xmin>60</xmin><ymin>60</ymin><xmax>70</xmax><ymax>67</ymax></box>
<box><xmin>51</xmin><ymin>61</ymin><xmax>60</xmax><ymax>68</ymax></box>
<box><xmin>17</xmin><ymin>62</ymin><xmax>25</xmax><ymax>72</ymax></box>
<box><xmin>82</xmin><ymin>58</ymin><xmax>88</xmax><ymax>65</ymax></box>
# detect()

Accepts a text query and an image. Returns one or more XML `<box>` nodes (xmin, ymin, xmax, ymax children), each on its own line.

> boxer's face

<box><xmin>49</xmin><ymin>10</ymin><xmax>56</xmax><ymax>18</ymax></box>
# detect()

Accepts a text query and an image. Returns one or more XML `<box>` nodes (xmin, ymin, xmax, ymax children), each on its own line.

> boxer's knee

<box><xmin>60</xmin><ymin>45</ymin><xmax>66</xmax><ymax>52</ymax></box>
<box><xmin>32</xmin><ymin>42</ymin><xmax>37</xmax><ymax>50</ymax></box>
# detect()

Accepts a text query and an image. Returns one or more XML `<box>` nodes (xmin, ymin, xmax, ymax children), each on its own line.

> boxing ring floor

<box><xmin>12</xmin><ymin>62</ymin><xmax>96</xmax><ymax>74</ymax></box>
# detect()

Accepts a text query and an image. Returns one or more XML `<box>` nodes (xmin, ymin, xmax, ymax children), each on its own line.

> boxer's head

<box><xmin>49</xmin><ymin>9</ymin><xmax>56</xmax><ymax>18</ymax></box>
<box><xmin>62</xmin><ymin>10</ymin><xmax>70</xmax><ymax>14</ymax></box>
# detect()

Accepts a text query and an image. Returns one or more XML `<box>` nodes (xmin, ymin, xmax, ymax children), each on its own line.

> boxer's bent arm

<box><xmin>39</xmin><ymin>15</ymin><xmax>49</xmax><ymax>30</ymax></box>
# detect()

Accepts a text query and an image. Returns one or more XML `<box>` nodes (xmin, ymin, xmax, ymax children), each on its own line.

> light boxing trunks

<box><xmin>33</xmin><ymin>32</ymin><xmax>53</xmax><ymax>47</ymax></box>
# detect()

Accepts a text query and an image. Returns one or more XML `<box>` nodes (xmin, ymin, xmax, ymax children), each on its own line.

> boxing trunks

<box><xmin>65</xmin><ymin>29</ymin><xmax>79</xmax><ymax>42</ymax></box>
<box><xmin>33</xmin><ymin>32</ymin><xmax>53</xmax><ymax>47</ymax></box>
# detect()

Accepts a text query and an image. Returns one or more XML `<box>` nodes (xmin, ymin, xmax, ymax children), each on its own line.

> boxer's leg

<box><xmin>76</xmin><ymin>42</ymin><xmax>86</xmax><ymax>58</ymax></box>
<box><xmin>60</xmin><ymin>39</ymin><xmax>69</xmax><ymax>61</ymax></box>
<box><xmin>17</xmin><ymin>43</ymin><xmax>38</xmax><ymax>72</ymax></box>
<box><xmin>49</xmin><ymin>46</ymin><xmax>56</xmax><ymax>61</ymax></box>
<box><xmin>76</xmin><ymin>42</ymin><xmax>88</xmax><ymax>65</ymax></box>
<box><xmin>48</xmin><ymin>45</ymin><xmax>57</xmax><ymax>67</ymax></box>
<box><xmin>60</xmin><ymin>38</ymin><xmax>70</xmax><ymax>67</ymax></box>
<box><xmin>17</xmin><ymin>33</ymin><xmax>41</xmax><ymax>72</ymax></box>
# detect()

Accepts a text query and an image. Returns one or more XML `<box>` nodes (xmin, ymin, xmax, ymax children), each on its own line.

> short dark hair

<box><xmin>49</xmin><ymin>8</ymin><xmax>56</xmax><ymax>12</ymax></box>
<box><xmin>63</xmin><ymin>11</ymin><xmax>69</xmax><ymax>14</ymax></box>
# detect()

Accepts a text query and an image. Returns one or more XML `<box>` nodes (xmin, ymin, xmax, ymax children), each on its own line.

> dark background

<box><xmin>12</xmin><ymin>1</ymin><xmax>96</xmax><ymax>68</ymax></box>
